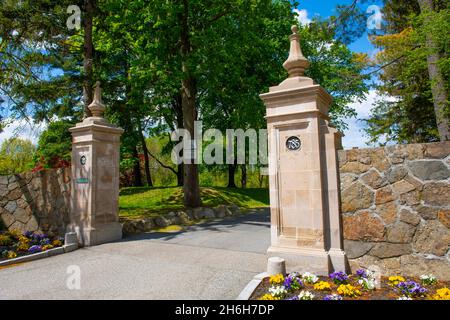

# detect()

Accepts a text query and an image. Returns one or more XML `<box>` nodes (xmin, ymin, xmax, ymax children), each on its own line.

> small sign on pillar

<box><xmin>69</xmin><ymin>82</ymin><xmax>124</xmax><ymax>246</ymax></box>
<box><xmin>260</xmin><ymin>26</ymin><xmax>348</xmax><ymax>274</ymax></box>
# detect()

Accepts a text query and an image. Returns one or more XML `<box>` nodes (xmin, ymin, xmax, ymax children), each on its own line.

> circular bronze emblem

<box><xmin>80</xmin><ymin>155</ymin><xmax>87</xmax><ymax>166</ymax></box>
<box><xmin>286</xmin><ymin>136</ymin><xmax>301</xmax><ymax>151</ymax></box>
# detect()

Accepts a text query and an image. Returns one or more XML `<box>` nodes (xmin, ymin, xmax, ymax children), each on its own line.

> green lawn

<box><xmin>119</xmin><ymin>186</ymin><xmax>269</xmax><ymax>219</ymax></box>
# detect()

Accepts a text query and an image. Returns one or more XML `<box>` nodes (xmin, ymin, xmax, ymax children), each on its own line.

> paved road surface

<box><xmin>0</xmin><ymin>209</ymin><xmax>269</xmax><ymax>300</ymax></box>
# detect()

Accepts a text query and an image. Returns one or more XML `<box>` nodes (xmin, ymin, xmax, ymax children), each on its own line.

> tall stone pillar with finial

<box><xmin>69</xmin><ymin>82</ymin><xmax>124</xmax><ymax>246</ymax></box>
<box><xmin>260</xmin><ymin>26</ymin><xmax>348</xmax><ymax>274</ymax></box>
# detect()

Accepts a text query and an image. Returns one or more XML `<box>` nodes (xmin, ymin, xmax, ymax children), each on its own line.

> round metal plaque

<box><xmin>286</xmin><ymin>136</ymin><xmax>301</xmax><ymax>151</ymax></box>
<box><xmin>80</xmin><ymin>155</ymin><xmax>87</xmax><ymax>166</ymax></box>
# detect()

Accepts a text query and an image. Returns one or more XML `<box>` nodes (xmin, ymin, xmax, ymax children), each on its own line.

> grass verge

<box><xmin>119</xmin><ymin>186</ymin><xmax>269</xmax><ymax>219</ymax></box>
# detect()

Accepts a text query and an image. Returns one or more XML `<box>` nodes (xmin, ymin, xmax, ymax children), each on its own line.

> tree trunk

<box><xmin>177</xmin><ymin>163</ymin><xmax>184</xmax><ymax>187</ymax></box>
<box><xmin>240</xmin><ymin>164</ymin><xmax>247</xmax><ymax>188</ymax></box>
<box><xmin>417</xmin><ymin>0</ymin><xmax>449</xmax><ymax>141</ymax></box>
<box><xmin>181</xmin><ymin>74</ymin><xmax>200</xmax><ymax>207</ymax></box>
<box><xmin>83</xmin><ymin>0</ymin><xmax>94</xmax><ymax>118</ymax></box>
<box><xmin>227</xmin><ymin>162</ymin><xmax>237</xmax><ymax>188</ymax></box>
<box><xmin>139</xmin><ymin>124</ymin><xmax>153</xmax><ymax>187</ymax></box>
<box><xmin>174</xmin><ymin>94</ymin><xmax>184</xmax><ymax>187</ymax></box>
<box><xmin>132</xmin><ymin>146</ymin><xmax>143</xmax><ymax>187</ymax></box>
<box><xmin>180</xmin><ymin>0</ymin><xmax>200</xmax><ymax>207</ymax></box>
<box><xmin>258</xmin><ymin>168</ymin><xmax>266</xmax><ymax>188</ymax></box>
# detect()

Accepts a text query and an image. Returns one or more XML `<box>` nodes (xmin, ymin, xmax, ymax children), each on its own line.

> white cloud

<box><xmin>0</xmin><ymin>118</ymin><xmax>46</xmax><ymax>146</ymax></box>
<box><xmin>293</xmin><ymin>9</ymin><xmax>311</xmax><ymax>26</ymax></box>
<box><xmin>341</xmin><ymin>90</ymin><xmax>379</xmax><ymax>149</ymax></box>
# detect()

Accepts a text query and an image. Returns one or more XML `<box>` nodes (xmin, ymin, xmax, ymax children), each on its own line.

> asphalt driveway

<box><xmin>0</xmin><ymin>209</ymin><xmax>270</xmax><ymax>300</ymax></box>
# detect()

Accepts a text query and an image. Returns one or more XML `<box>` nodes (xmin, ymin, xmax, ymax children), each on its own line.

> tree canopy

<box><xmin>1</xmin><ymin>0</ymin><xmax>375</xmax><ymax>205</ymax></box>
<box><xmin>0</xmin><ymin>137</ymin><xmax>36</xmax><ymax>174</ymax></box>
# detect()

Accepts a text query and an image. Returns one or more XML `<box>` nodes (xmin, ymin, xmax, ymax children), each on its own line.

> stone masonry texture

<box><xmin>0</xmin><ymin>168</ymin><xmax>71</xmax><ymax>236</ymax></box>
<box><xmin>339</xmin><ymin>141</ymin><xmax>450</xmax><ymax>279</ymax></box>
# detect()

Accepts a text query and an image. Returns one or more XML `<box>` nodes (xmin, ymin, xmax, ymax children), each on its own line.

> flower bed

<box><xmin>0</xmin><ymin>230</ymin><xmax>64</xmax><ymax>262</ymax></box>
<box><xmin>251</xmin><ymin>269</ymin><xmax>450</xmax><ymax>300</ymax></box>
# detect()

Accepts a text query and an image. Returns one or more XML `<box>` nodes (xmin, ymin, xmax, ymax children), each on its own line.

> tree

<box><xmin>416</xmin><ymin>0</ymin><xmax>449</xmax><ymax>141</ymax></box>
<box><xmin>365</xmin><ymin>0</ymin><xmax>449</xmax><ymax>144</ymax></box>
<box><xmin>35</xmin><ymin>120</ymin><xmax>74</xmax><ymax>168</ymax></box>
<box><xmin>0</xmin><ymin>1</ymin><xmax>85</xmax><ymax>123</ymax></box>
<box><xmin>329</xmin><ymin>0</ymin><xmax>449</xmax><ymax>144</ymax></box>
<box><xmin>0</xmin><ymin>138</ymin><xmax>36</xmax><ymax>174</ymax></box>
<box><xmin>100</xmin><ymin>0</ymin><xmax>299</xmax><ymax>205</ymax></box>
<box><xmin>1</xmin><ymin>1</ymin><xmax>370</xmax><ymax>202</ymax></box>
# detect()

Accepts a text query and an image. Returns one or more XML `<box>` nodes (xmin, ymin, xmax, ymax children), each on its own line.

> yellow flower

<box><xmin>432</xmin><ymin>288</ymin><xmax>450</xmax><ymax>300</ymax></box>
<box><xmin>269</xmin><ymin>274</ymin><xmax>285</xmax><ymax>285</ymax></box>
<box><xmin>388</xmin><ymin>276</ymin><xmax>406</xmax><ymax>286</ymax></box>
<box><xmin>6</xmin><ymin>229</ymin><xmax>22</xmax><ymax>240</ymax></box>
<box><xmin>259</xmin><ymin>294</ymin><xmax>279</xmax><ymax>300</ymax></box>
<box><xmin>16</xmin><ymin>242</ymin><xmax>30</xmax><ymax>252</ymax></box>
<box><xmin>0</xmin><ymin>234</ymin><xmax>13</xmax><ymax>246</ymax></box>
<box><xmin>337</xmin><ymin>284</ymin><xmax>361</xmax><ymax>298</ymax></box>
<box><xmin>42</xmin><ymin>244</ymin><xmax>54</xmax><ymax>251</ymax></box>
<box><xmin>52</xmin><ymin>239</ymin><xmax>63</xmax><ymax>247</ymax></box>
<box><xmin>6</xmin><ymin>251</ymin><xmax>17</xmax><ymax>259</ymax></box>
<box><xmin>314</xmin><ymin>281</ymin><xmax>332</xmax><ymax>291</ymax></box>
<box><xmin>19</xmin><ymin>236</ymin><xmax>30</xmax><ymax>244</ymax></box>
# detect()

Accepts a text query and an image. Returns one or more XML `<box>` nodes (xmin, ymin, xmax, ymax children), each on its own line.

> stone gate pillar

<box><xmin>260</xmin><ymin>26</ymin><xmax>347</xmax><ymax>274</ymax></box>
<box><xmin>68</xmin><ymin>82</ymin><xmax>124</xmax><ymax>246</ymax></box>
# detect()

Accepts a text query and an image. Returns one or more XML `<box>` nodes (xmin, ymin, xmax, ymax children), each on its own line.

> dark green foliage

<box><xmin>0</xmin><ymin>0</ymin><xmax>84</xmax><ymax>123</ymax></box>
<box><xmin>35</xmin><ymin>121</ymin><xmax>74</xmax><ymax>167</ymax></box>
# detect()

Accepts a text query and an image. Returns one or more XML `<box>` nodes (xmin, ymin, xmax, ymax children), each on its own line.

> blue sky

<box><xmin>296</xmin><ymin>0</ymin><xmax>383</xmax><ymax>53</ymax></box>
<box><xmin>294</xmin><ymin>0</ymin><xmax>385</xmax><ymax>149</ymax></box>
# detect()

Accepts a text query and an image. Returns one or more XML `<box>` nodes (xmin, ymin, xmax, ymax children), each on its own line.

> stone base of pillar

<box><xmin>268</xmin><ymin>246</ymin><xmax>330</xmax><ymax>275</ymax></box>
<box><xmin>69</xmin><ymin>222</ymin><xmax>123</xmax><ymax>247</ymax></box>
<box><xmin>328</xmin><ymin>248</ymin><xmax>349</xmax><ymax>273</ymax></box>
<box><xmin>267</xmin><ymin>246</ymin><xmax>348</xmax><ymax>275</ymax></box>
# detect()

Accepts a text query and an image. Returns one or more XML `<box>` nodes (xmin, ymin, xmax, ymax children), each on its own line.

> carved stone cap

<box><xmin>283</xmin><ymin>25</ymin><xmax>310</xmax><ymax>77</ymax></box>
<box><xmin>88</xmin><ymin>81</ymin><xmax>106</xmax><ymax>118</ymax></box>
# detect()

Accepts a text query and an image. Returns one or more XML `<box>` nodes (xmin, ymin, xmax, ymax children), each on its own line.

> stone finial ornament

<box><xmin>88</xmin><ymin>81</ymin><xmax>106</xmax><ymax>118</ymax></box>
<box><xmin>282</xmin><ymin>25</ymin><xmax>310</xmax><ymax>77</ymax></box>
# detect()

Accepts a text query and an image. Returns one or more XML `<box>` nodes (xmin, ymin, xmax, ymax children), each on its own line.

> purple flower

<box><xmin>286</xmin><ymin>296</ymin><xmax>299</xmax><ymax>300</ymax></box>
<box><xmin>40</xmin><ymin>238</ymin><xmax>51</xmax><ymax>245</ymax></box>
<box><xmin>329</xmin><ymin>271</ymin><xmax>349</xmax><ymax>284</ymax></box>
<box><xmin>356</xmin><ymin>269</ymin><xmax>367</xmax><ymax>278</ymax></box>
<box><xmin>323</xmin><ymin>294</ymin><xmax>343</xmax><ymax>301</ymax></box>
<box><xmin>397</xmin><ymin>281</ymin><xmax>427</xmax><ymax>297</ymax></box>
<box><xmin>283</xmin><ymin>274</ymin><xmax>302</xmax><ymax>291</ymax></box>
<box><xmin>24</xmin><ymin>231</ymin><xmax>34</xmax><ymax>238</ymax></box>
<box><xmin>28</xmin><ymin>245</ymin><xmax>42</xmax><ymax>254</ymax></box>
<box><xmin>284</xmin><ymin>276</ymin><xmax>293</xmax><ymax>288</ymax></box>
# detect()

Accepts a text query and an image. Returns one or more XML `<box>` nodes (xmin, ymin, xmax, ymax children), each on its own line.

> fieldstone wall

<box><xmin>0</xmin><ymin>168</ymin><xmax>71</xmax><ymax>235</ymax></box>
<box><xmin>122</xmin><ymin>205</ymin><xmax>246</xmax><ymax>235</ymax></box>
<box><xmin>339</xmin><ymin>141</ymin><xmax>450</xmax><ymax>279</ymax></box>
